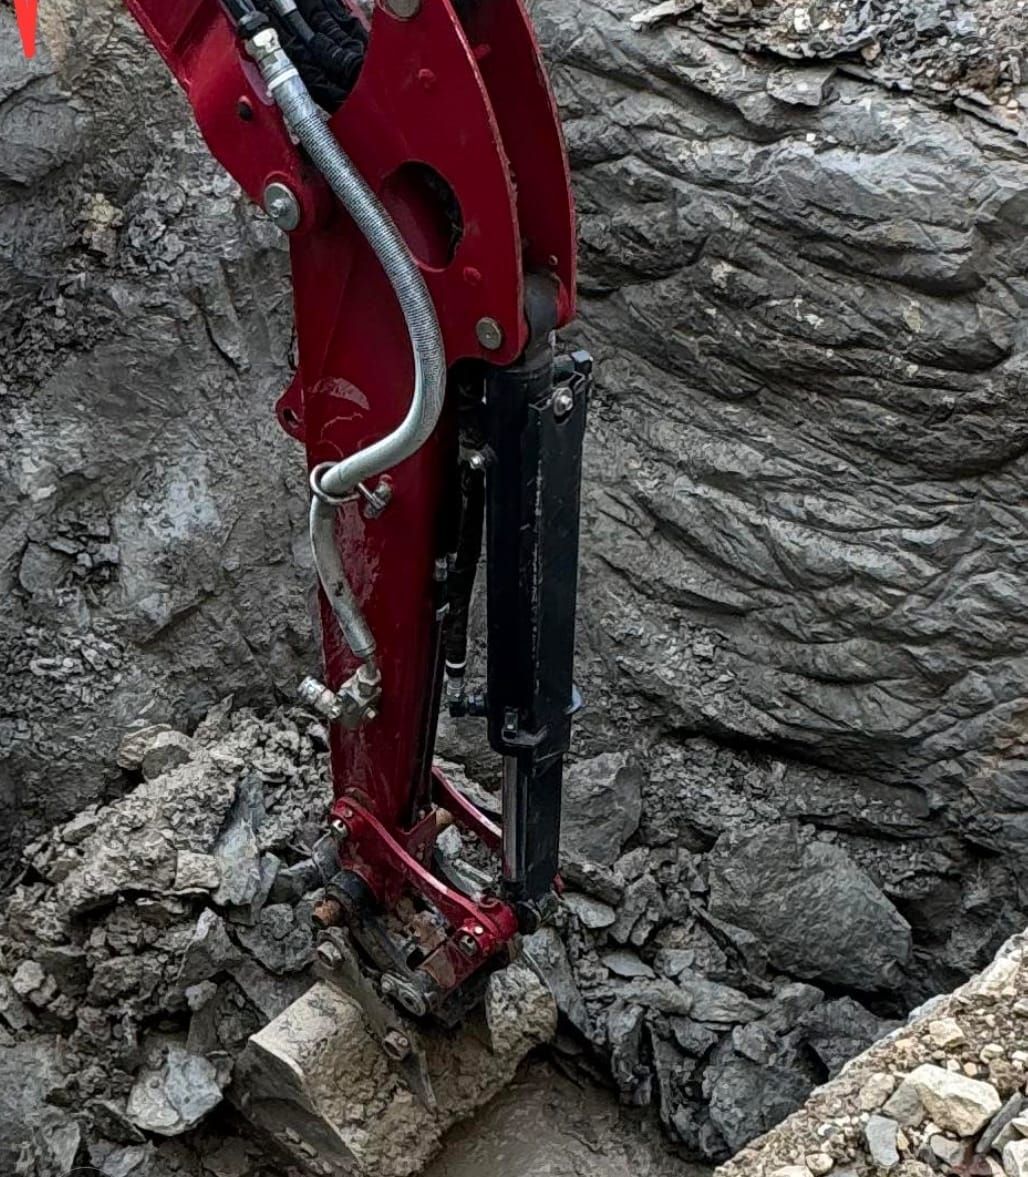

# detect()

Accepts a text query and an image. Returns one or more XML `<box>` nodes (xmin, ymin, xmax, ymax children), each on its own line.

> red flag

<box><xmin>14</xmin><ymin>0</ymin><xmax>38</xmax><ymax>58</ymax></box>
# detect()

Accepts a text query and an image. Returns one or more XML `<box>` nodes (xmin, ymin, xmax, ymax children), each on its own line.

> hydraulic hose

<box><xmin>246</xmin><ymin>28</ymin><xmax>447</xmax><ymax>664</ymax></box>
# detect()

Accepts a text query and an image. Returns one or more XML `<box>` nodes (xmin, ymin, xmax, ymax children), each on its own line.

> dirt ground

<box><xmin>425</xmin><ymin>1059</ymin><xmax>699</xmax><ymax>1177</ymax></box>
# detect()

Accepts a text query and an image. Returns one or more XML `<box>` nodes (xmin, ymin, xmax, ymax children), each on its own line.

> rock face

<box><xmin>0</xmin><ymin>1</ymin><xmax>311</xmax><ymax>872</ymax></box>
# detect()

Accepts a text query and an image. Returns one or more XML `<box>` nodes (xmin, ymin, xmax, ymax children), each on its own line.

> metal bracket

<box><xmin>314</xmin><ymin>927</ymin><xmax>437</xmax><ymax>1110</ymax></box>
<box><xmin>298</xmin><ymin>667</ymin><xmax>381</xmax><ymax>728</ymax></box>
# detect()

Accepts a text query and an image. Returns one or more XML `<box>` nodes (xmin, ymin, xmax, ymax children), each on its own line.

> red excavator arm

<box><xmin>123</xmin><ymin>0</ymin><xmax>586</xmax><ymax>1031</ymax></box>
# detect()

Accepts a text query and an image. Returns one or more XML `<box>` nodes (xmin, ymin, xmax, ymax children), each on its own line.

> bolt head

<box><xmin>468</xmin><ymin>451</ymin><xmax>486</xmax><ymax>472</ymax></box>
<box><xmin>330</xmin><ymin>818</ymin><xmax>350</xmax><ymax>842</ymax></box>
<box><xmin>384</xmin><ymin>0</ymin><xmax>421</xmax><ymax>17</ymax></box>
<box><xmin>553</xmin><ymin>388</ymin><xmax>575</xmax><ymax>419</ymax></box>
<box><xmin>476</xmin><ymin>317</ymin><xmax>504</xmax><ymax>351</ymax></box>
<box><xmin>316</xmin><ymin>942</ymin><xmax>343</xmax><ymax>968</ymax></box>
<box><xmin>263</xmin><ymin>181</ymin><xmax>301</xmax><ymax>232</ymax></box>
<box><xmin>382</xmin><ymin>1030</ymin><xmax>412</xmax><ymax>1061</ymax></box>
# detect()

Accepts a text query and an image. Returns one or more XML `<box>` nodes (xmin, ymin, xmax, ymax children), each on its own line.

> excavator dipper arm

<box><xmin>123</xmin><ymin>0</ymin><xmax>586</xmax><ymax>1025</ymax></box>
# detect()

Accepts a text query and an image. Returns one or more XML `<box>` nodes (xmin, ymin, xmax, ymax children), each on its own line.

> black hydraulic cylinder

<box><xmin>484</xmin><ymin>339</ymin><xmax>588</xmax><ymax>909</ymax></box>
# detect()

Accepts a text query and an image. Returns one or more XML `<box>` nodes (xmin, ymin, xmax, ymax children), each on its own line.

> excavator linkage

<box><xmin>123</xmin><ymin>0</ymin><xmax>585</xmax><ymax>1042</ymax></box>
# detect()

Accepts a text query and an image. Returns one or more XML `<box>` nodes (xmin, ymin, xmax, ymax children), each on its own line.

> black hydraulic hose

<box><xmin>223</xmin><ymin>0</ymin><xmax>270</xmax><ymax>37</ymax></box>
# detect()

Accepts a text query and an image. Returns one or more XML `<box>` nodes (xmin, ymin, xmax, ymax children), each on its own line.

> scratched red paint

<box><xmin>14</xmin><ymin>0</ymin><xmax>38</xmax><ymax>58</ymax></box>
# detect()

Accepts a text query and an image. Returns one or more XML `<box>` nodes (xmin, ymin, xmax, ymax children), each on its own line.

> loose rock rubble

<box><xmin>716</xmin><ymin>932</ymin><xmax>1028</xmax><ymax>1177</ymax></box>
<box><xmin>523</xmin><ymin>753</ymin><xmax>904</xmax><ymax>1162</ymax></box>
<box><xmin>0</xmin><ymin>703</ymin><xmax>333</xmax><ymax>1177</ymax></box>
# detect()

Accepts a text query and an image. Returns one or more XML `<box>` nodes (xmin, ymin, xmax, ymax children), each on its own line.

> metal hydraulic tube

<box><xmin>246</xmin><ymin>26</ymin><xmax>447</xmax><ymax>666</ymax></box>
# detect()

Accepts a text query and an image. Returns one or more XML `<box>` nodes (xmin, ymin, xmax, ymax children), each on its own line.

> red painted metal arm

<box><xmin>124</xmin><ymin>0</ymin><xmax>576</xmax><ymax>1000</ymax></box>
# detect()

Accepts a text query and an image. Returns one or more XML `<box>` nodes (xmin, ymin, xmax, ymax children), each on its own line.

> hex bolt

<box><xmin>468</xmin><ymin>451</ymin><xmax>487</xmax><ymax>472</ymax></box>
<box><xmin>330</xmin><ymin>818</ymin><xmax>349</xmax><ymax>842</ymax></box>
<box><xmin>263</xmin><ymin>181</ymin><xmax>301</xmax><ymax>232</ymax></box>
<box><xmin>316</xmin><ymin>942</ymin><xmax>343</xmax><ymax>969</ymax></box>
<box><xmin>553</xmin><ymin>388</ymin><xmax>575</xmax><ymax>419</ymax></box>
<box><xmin>381</xmin><ymin>1029</ymin><xmax>412</xmax><ymax>1061</ymax></box>
<box><xmin>457</xmin><ymin>931</ymin><xmax>479</xmax><ymax>957</ymax></box>
<box><xmin>476</xmin><ymin>317</ymin><xmax>504</xmax><ymax>351</ymax></box>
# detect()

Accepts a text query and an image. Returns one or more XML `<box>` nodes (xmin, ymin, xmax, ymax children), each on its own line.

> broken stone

<box><xmin>560</xmin><ymin>854</ymin><xmax>625</xmax><ymax>905</ymax></box>
<box><xmin>564</xmin><ymin>892</ymin><xmax>617</xmax><ymax>929</ymax></box>
<box><xmin>174</xmin><ymin>851</ymin><xmax>221</xmax><ymax>893</ymax></box>
<box><xmin>707</xmin><ymin>823</ymin><xmax>912</xmax><ymax>991</ymax></box>
<box><xmin>561</xmin><ymin>752</ymin><xmax>643</xmax><ymax>867</ymax></box>
<box><xmin>766</xmin><ymin>65</ymin><xmax>836</xmax><ymax>107</ymax></box>
<box><xmin>978</xmin><ymin>1095</ymin><xmax>1027</xmax><ymax>1156</ymax></box>
<box><xmin>670</xmin><ymin>1017</ymin><xmax>719</xmax><ymax>1056</ymax></box>
<box><xmin>929</xmin><ymin>1017</ymin><xmax>967</xmax><ymax>1049</ymax></box>
<box><xmin>141</xmin><ymin>731</ymin><xmax>195</xmax><ymax>780</ymax></box>
<box><xmin>211</xmin><ymin>776</ymin><xmax>264</xmax><ymax>909</ymax></box>
<box><xmin>61</xmin><ymin>809</ymin><xmax>100</xmax><ymax>845</ymax></box>
<box><xmin>11</xmin><ymin>961</ymin><xmax>46</xmax><ymax>1000</ymax></box>
<box><xmin>236</xmin><ymin>903</ymin><xmax>312</xmax><ymax>975</ymax></box>
<box><xmin>116</xmin><ymin>725</ymin><xmax>173</xmax><ymax>771</ymax></box>
<box><xmin>608</xmin><ymin>1002</ymin><xmax>651</xmax><ymax>1104</ymax></box>
<box><xmin>126</xmin><ymin>1043</ymin><xmax>226</xmax><ymax>1136</ymax></box>
<box><xmin>865</xmin><ymin>1115</ymin><xmax>901</xmax><ymax>1169</ymax></box>
<box><xmin>802</xmin><ymin>997</ymin><xmax>895</xmax><ymax>1076</ymax></box>
<box><xmin>486</xmin><ymin>963</ymin><xmax>557</xmax><ymax>1057</ymax></box>
<box><xmin>524</xmin><ymin>927</ymin><xmax>593</xmax><ymax>1039</ymax></box>
<box><xmin>884</xmin><ymin>1078</ymin><xmax>926</xmax><ymax>1127</ymax></box>
<box><xmin>930</xmin><ymin>1134</ymin><xmax>966</xmax><ymax>1167</ymax></box>
<box><xmin>902</xmin><ymin>1065</ymin><xmax>1001</xmax><ymax>1137</ymax></box>
<box><xmin>610</xmin><ymin>873</ymin><xmax>664</xmax><ymax>946</ymax></box>
<box><xmin>806</xmin><ymin>1152</ymin><xmax>834</xmax><ymax>1176</ymax></box>
<box><xmin>602</xmin><ymin>951</ymin><xmax>655</xmax><ymax>979</ymax></box>
<box><xmin>1004</xmin><ymin>1140</ymin><xmax>1028</xmax><ymax>1177</ymax></box>
<box><xmin>677</xmin><ymin>972</ymin><xmax>764</xmax><ymax>1024</ymax></box>
<box><xmin>268</xmin><ymin>858</ymin><xmax>321</xmax><ymax>905</ymax></box>
<box><xmin>178</xmin><ymin>910</ymin><xmax>243</xmax><ymax>986</ymax></box>
<box><xmin>859</xmin><ymin>1072</ymin><xmax>898</xmax><ymax>1112</ymax></box>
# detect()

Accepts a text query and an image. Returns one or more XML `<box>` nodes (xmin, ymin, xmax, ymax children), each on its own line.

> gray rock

<box><xmin>1006</xmin><ymin>1140</ymin><xmax>1028</xmax><ymax>1177</ymax></box>
<box><xmin>178</xmin><ymin>910</ymin><xmax>243</xmax><ymax>986</ymax></box>
<box><xmin>211</xmin><ymin>776</ymin><xmax>264</xmax><ymax>909</ymax></box>
<box><xmin>883</xmin><ymin>1079</ymin><xmax>926</xmax><ymax>1128</ymax></box>
<box><xmin>865</xmin><ymin>1114</ymin><xmax>901</xmax><ymax>1169</ymax></box>
<box><xmin>602</xmin><ymin>951</ymin><xmax>655</xmax><ymax>979</ymax></box>
<box><xmin>564</xmin><ymin>892</ymin><xmax>617</xmax><ymax>929</ymax></box>
<box><xmin>61</xmin><ymin>809</ymin><xmax>100</xmax><ymax>845</ymax></box>
<box><xmin>669</xmin><ymin>1017</ymin><xmax>719</xmax><ymax>1057</ymax></box>
<box><xmin>126</xmin><ymin>1043</ymin><xmax>226</xmax><ymax>1136</ymax></box>
<box><xmin>607</xmin><ymin>1002</ymin><xmax>650</xmax><ymax>1104</ymax></box>
<box><xmin>268</xmin><ymin>858</ymin><xmax>321</xmax><ymax>905</ymax></box>
<box><xmin>90</xmin><ymin>1142</ymin><xmax>157</xmax><ymax>1177</ymax></box>
<box><xmin>560</xmin><ymin>855</ymin><xmax>625</xmax><ymax>906</ymax></box>
<box><xmin>610</xmin><ymin>873</ymin><xmax>664</xmax><ymax>946</ymax></box>
<box><xmin>677</xmin><ymin>973</ymin><xmax>765</xmax><ymax>1025</ymax></box>
<box><xmin>117</xmin><ymin>726</ymin><xmax>173</xmax><ymax>772</ymax></box>
<box><xmin>174</xmin><ymin>851</ymin><xmax>221</xmax><ymax>893</ymax></box>
<box><xmin>140</xmin><ymin>731</ymin><xmax>195</xmax><ymax>781</ymax></box>
<box><xmin>523</xmin><ymin>927</ymin><xmax>593</xmax><ymax>1039</ymax></box>
<box><xmin>708</xmin><ymin>824</ymin><xmax>911</xmax><ymax>990</ymax></box>
<box><xmin>561</xmin><ymin>752</ymin><xmax>643</xmax><ymax>866</ymax></box>
<box><xmin>902</xmin><ymin>1065</ymin><xmax>1001</xmax><ymax>1137</ymax></box>
<box><xmin>802</xmin><ymin>997</ymin><xmax>895</xmax><ymax>1076</ymax></box>
<box><xmin>236</xmin><ymin>904</ymin><xmax>312</xmax><ymax>975</ymax></box>
<box><xmin>978</xmin><ymin>1095</ymin><xmax>1027</xmax><ymax>1156</ymax></box>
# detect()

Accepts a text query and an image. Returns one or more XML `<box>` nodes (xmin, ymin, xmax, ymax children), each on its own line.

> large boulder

<box><xmin>707</xmin><ymin>823</ymin><xmax>912</xmax><ymax>990</ymax></box>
